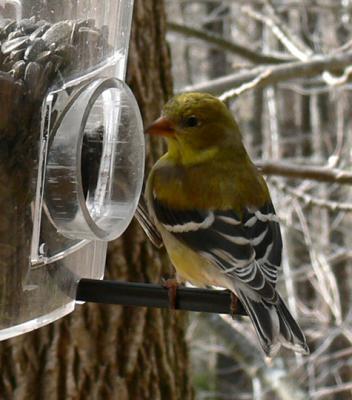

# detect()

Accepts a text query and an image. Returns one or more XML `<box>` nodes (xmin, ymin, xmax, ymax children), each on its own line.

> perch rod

<box><xmin>76</xmin><ymin>279</ymin><xmax>247</xmax><ymax>315</ymax></box>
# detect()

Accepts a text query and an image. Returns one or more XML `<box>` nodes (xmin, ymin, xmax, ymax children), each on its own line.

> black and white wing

<box><xmin>153</xmin><ymin>197</ymin><xmax>282</xmax><ymax>303</ymax></box>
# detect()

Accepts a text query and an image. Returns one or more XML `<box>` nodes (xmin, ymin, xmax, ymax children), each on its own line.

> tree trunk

<box><xmin>0</xmin><ymin>1</ymin><xmax>194</xmax><ymax>399</ymax></box>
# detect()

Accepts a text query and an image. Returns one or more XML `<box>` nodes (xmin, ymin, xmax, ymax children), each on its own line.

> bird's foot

<box><xmin>230</xmin><ymin>292</ymin><xmax>239</xmax><ymax>318</ymax></box>
<box><xmin>161</xmin><ymin>277</ymin><xmax>179</xmax><ymax>309</ymax></box>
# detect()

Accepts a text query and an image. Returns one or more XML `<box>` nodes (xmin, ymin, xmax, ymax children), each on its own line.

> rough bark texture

<box><xmin>0</xmin><ymin>1</ymin><xmax>194</xmax><ymax>399</ymax></box>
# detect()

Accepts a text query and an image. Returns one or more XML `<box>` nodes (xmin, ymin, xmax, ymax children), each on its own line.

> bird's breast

<box><xmin>158</xmin><ymin>225</ymin><xmax>232</xmax><ymax>289</ymax></box>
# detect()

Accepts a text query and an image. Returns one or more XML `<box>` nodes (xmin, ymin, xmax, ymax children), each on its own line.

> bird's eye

<box><xmin>185</xmin><ymin>116</ymin><xmax>199</xmax><ymax>128</ymax></box>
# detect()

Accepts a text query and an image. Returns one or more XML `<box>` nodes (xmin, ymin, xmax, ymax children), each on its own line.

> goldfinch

<box><xmin>145</xmin><ymin>92</ymin><xmax>309</xmax><ymax>357</ymax></box>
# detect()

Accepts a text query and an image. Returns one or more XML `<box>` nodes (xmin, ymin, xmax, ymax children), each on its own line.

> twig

<box><xmin>293</xmin><ymin>201</ymin><xmax>342</xmax><ymax>323</ymax></box>
<box><xmin>311</xmin><ymin>382</ymin><xmax>352</xmax><ymax>399</ymax></box>
<box><xmin>167</xmin><ymin>21</ymin><xmax>292</xmax><ymax>64</ymax></box>
<box><xmin>182</xmin><ymin>51</ymin><xmax>352</xmax><ymax>94</ymax></box>
<box><xmin>173</xmin><ymin>0</ymin><xmax>352</xmax><ymax>11</ymax></box>
<box><xmin>279</xmin><ymin>82</ymin><xmax>352</xmax><ymax>96</ymax></box>
<box><xmin>329</xmin><ymin>90</ymin><xmax>346</xmax><ymax>168</ymax></box>
<box><xmin>332</xmin><ymin>38</ymin><xmax>352</xmax><ymax>54</ymax></box>
<box><xmin>272</xmin><ymin>179</ymin><xmax>352</xmax><ymax>212</ymax></box>
<box><xmin>219</xmin><ymin>69</ymin><xmax>272</xmax><ymax>100</ymax></box>
<box><xmin>256</xmin><ymin>160</ymin><xmax>352</xmax><ymax>185</ymax></box>
<box><xmin>204</xmin><ymin>314</ymin><xmax>310</xmax><ymax>400</ymax></box>
<box><xmin>315</xmin><ymin>347</ymin><xmax>352</xmax><ymax>366</ymax></box>
<box><xmin>241</xmin><ymin>4</ymin><xmax>312</xmax><ymax>61</ymax></box>
<box><xmin>264</xmin><ymin>1</ymin><xmax>313</xmax><ymax>56</ymax></box>
<box><xmin>322</xmin><ymin>65</ymin><xmax>352</xmax><ymax>86</ymax></box>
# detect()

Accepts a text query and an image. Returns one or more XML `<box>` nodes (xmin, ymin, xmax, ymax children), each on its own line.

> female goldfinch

<box><xmin>145</xmin><ymin>92</ymin><xmax>309</xmax><ymax>357</ymax></box>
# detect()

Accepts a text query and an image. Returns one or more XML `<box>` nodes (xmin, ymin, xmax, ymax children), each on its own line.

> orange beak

<box><xmin>145</xmin><ymin>116</ymin><xmax>175</xmax><ymax>137</ymax></box>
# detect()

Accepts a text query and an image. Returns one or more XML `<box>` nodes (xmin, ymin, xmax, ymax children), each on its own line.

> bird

<box><xmin>144</xmin><ymin>92</ymin><xmax>309</xmax><ymax>357</ymax></box>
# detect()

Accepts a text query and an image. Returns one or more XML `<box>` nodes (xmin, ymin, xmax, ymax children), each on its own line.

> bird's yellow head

<box><xmin>145</xmin><ymin>92</ymin><xmax>245</xmax><ymax>165</ymax></box>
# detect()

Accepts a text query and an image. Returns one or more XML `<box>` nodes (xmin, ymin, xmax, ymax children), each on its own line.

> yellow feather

<box><xmin>157</xmin><ymin>225</ymin><xmax>232</xmax><ymax>289</ymax></box>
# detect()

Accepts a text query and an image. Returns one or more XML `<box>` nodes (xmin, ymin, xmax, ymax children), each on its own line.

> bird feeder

<box><xmin>0</xmin><ymin>0</ymin><xmax>144</xmax><ymax>340</ymax></box>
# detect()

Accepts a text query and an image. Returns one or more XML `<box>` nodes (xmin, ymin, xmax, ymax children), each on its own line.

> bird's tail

<box><xmin>236</xmin><ymin>289</ymin><xmax>309</xmax><ymax>357</ymax></box>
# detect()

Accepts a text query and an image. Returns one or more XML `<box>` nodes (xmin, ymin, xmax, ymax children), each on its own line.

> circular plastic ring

<box><xmin>45</xmin><ymin>78</ymin><xmax>145</xmax><ymax>241</ymax></box>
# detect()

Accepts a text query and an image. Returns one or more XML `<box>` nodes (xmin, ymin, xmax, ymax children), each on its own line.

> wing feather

<box><xmin>153</xmin><ymin>197</ymin><xmax>282</xmax><ymax>303</ymax></box>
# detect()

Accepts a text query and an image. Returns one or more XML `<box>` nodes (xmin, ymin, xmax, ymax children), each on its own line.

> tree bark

<box><xmin>0</xmin><ymin>1</ymin><xmax>194</xmax><ymax>399</ymax></box>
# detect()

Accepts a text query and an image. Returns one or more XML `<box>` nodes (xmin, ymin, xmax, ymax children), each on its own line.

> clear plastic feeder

<box><xmin>0</xmin><ymin>0</ymin><xmax>144</xmax><ymax>340</ymax></box>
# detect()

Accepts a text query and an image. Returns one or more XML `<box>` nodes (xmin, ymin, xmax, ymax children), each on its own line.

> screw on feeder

<box><xmin>0</xmin><ymin>3</ymin><xmax>146</xmax><ymax>341</ymax></box>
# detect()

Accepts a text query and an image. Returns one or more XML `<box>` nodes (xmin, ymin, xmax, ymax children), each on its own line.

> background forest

<box><xmin>164</xmin><ymin>1</ymin><xmax>352</xmax><ymax>399</ymax></box>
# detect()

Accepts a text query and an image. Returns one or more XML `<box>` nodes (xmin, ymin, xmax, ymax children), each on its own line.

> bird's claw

<box><xmin>230</xmin><ymin>292</ymin><xmax>239</xmax><ymax>318</ymax></box>
<box><xmin>161</xmin><ymin>277</ymin><xmax>179</xmax><ymax>309</ymax></box>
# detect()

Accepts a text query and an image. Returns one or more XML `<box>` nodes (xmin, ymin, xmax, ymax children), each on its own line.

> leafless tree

<box><xmin>166</xmin><ymin>1</ymin><xmax>352</xmax><ymax>399</ymax></box>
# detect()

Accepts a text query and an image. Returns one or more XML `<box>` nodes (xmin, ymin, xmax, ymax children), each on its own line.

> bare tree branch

<box><xmin>183</xmin><ymin>51</ymin><xmax>352</xmax><ymax>94</ymax></box>
<box><xmin>219</xmin><ymin>69</ymin><xmax>272</xmax><ymax>100</ymax></box>
<box><xmin>202</xmin><ymin>314</ymin><xmax>309</xmax><ymax>400</ymax></box>
<box><xmin>256</xmin><ymin>160</ymin><xmax>352</xmax><ymax>185</ymax></box>
<box><xmin>167</xmin><ymin>21</ymin><xmax>293</xmax><ymax>64</ymax></box>
<box><xmin>272</xmin><ymin>180</ymin><xmax>352</xmax><ymax>212</ymax></box>
<box><xmin>166</xmin><ymin>2</ymin><xmax>352</xmax><ymax>396</ymax></box>
<box><xmin>171</xmin><ymin>0</ymin><xmax>352</xmax><ymax>11</ymax></box>
<box><xmin>311</xmin><ymin>382</ymin><xmax>352</xmax><ymax>399</ymax></box>
<box><xmin>241</xmin><ymin>3</ymin><xmax>313</xmax><ymax>61</ymax></box>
